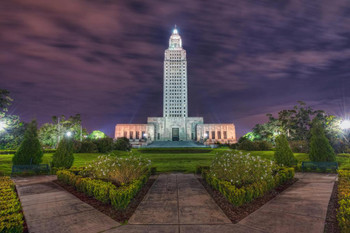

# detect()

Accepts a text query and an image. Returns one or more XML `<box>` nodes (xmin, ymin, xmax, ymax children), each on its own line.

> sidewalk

<box><xmin>14</xmin><ymin>175</ymin><xmax>120</xmax><ymax>233</ymax></box>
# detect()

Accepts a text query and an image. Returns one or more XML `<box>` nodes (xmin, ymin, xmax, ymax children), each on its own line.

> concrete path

<box><xmin>106</xmin><ymin>173</ymin><xmax>337</xmax><ymax>233</ymax></box>
<box><xmin>14</xmin><ymin>175</ymin><xmax>120</xmax><ymax>233</ymax></box>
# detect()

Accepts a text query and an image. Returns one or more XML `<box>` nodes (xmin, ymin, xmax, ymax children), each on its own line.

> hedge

<box><xmin>138</xmin><ymin>147</ymin><xmax>212</xmax><ymax>154</ymax></box>
<box><xmin>0</xmin><ymin>177</ymin><xmax>24</xmax><ymax>233</ymax></box>
<box><xmin>57</xmin><ymin>169</ymin><xmax>151</xmax><ymax>209</ymax></box>
<box><xmin>338</xmin><ymin>170</ymin><xmax>350</xmax><ymax>233</ymax></box>
<box><xmin>202</xmin><ymin>167</ymin><xmax>294</xmax><ymax>206</ymax></box>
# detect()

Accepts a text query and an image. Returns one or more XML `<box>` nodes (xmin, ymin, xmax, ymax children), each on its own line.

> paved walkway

<box><xmin>13</xmin><ymin>173</ymin><xmax>337</xmax><ymax>233</ymax></box>
<box><xmin>14</xmin><ymin>175</ymin><xmax>119</xmax><ymax>233</ymax></box>
<box><xmin>106</xmin><ymin>173</ymin><xmax>337</xmax><ymax>233</ymax></box>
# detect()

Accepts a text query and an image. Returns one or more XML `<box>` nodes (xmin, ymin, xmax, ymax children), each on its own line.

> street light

<box><xmin>0</xmin><ymin>121</ymin><xmax>5</xmax><ymax>131</ymax></box>
<box><xmin>340</xmin><ymin>120</ymin><xmax>350</xmax><ymax>130</ymax></box>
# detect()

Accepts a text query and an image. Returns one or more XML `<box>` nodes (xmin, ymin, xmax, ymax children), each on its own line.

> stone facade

<box><xmin>114</xmin><ymin>27</ymin><xmax>237</xmax><ymax>146</ymax></box>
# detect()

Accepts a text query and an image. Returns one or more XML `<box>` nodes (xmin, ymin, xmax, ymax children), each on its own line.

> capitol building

<box><xmin>115</xmin><ymin>27</ymin><xmax>236</xmax><ymax>146</ymax></box>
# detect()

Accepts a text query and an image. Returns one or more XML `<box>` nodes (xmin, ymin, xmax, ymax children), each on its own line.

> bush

<box><xmin>309</xmin><ymin>119</ymin><xmax>336</xmax><ymax>162</ymax></box>
<box><xmin>337</xmin><ymin>170</ymin><xmax>350</xmax><ymax>233</ymax></box>
<box><xmin>238</xmin><ymin>140</ymin><xmax>257</xmax><ymax>151</ymax></box>
<box><xmin>12</xmin><ymin>120</ymin><xmax>43</xmax><ymax>165</ymax></box>
<box><xmin>274</xmin><ymin>135</ymin><xmax>297</xmax><ymax>167</ymax></box>
<box><xmin>79</xmin><ymin>140</ymin><xmax>98</xmax><ymax>153</ymax></box>
<box><xmin>85</xmin><ymin>155</ymin><xmax>151</xmax><ymax>185</ymax></box>
<box><xmin>94</xmin><ymin>137</ymin><xmax>114</xmax><ymax>153</ymax></box>
<box><xmin>72</xmin><ymin>140</ymin><xmax>82</xmax><ymax>153</ymax></box>
<box><xmin>203</xmin><ymin>167</ymin><xmax>294</xmax><ymax>206</ymax></box>
<box><xmin>57</xmin><ymin>170</ymin><xmax>150</xmax><ymax>210</ymax></box>
<box><xmin>114</xmin><ymin>137</ymin><xmax>131</xmax><ymax>151</ymax></box>
<box><xmin>0</xmin><ymin>177</ymin><xmax>24</xmax><ymax>233</ymax></box>
<box><xmin>209</xmin><ymin>152</ymin><xmax>276</xmax><ymax>187</ymax></box>
<box><xmin>256</xmin><ymin>141</ymin><xmax>273</xmax><ymax>151</ymax></box>
<box><xmin>52</xmin><ymin>138</ymin><xmax>74</xmax><ymax>169</ymax></box>
<box><xmin>289</xmin><ymin>140</ymin><xmax>309</xmax><ymax>153</ymax></box>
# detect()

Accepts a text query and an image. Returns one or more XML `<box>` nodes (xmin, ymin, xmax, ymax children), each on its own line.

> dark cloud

<box><xmin>1</xmin><ymin>0</ymin><xmax>350</xmax><ymax>137</ymax></box>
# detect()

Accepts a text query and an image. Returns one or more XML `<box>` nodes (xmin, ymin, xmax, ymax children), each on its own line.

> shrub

<box><xmin>79</xmin><ymin>140</ymin><xmax>98</xmax><ymax>153</ymax></box>
<box><xmin>72</xmin><ymin>140</ymin><xmax>82</xmax><ymax>153</ymax></box>
<box><xmin>52</xmin><ymin>138</ymin><xmax>74</xmax><ymax>169</ymax></box>
<box><xmin>338</xmin><ymin>170</ymin><xmax>350</xmax><ymax>233</ymax></box>
<box><xmin>203</xmin><ymin>167</ymin><xmax>294</xmax><ymax>206</ymax></box>
<box><xmin>0</xmin><ymin>177</ymin><xmax>24</xmax><ymax>233</ymax></box>
<box><xmin>114</xmin><ymin>137</ymin><xmax>131</xmax><ymax>151</ymax></box>
<box><xmin>209</xmin><ymin>152</ymin><xmax>276</xmax><ymax>187</ymax></box>
<box><xmin>94</xmin><ymin>137</ymin><xmax>114</xmax><ymax>153</ymax></box>
<box><xmin>256</xmin><ymin>141</ymin><xmax>273</xmax><ymax>151</ymax></box>
<box><xmin>289</xmin><ymin>140</ymin><xmax>309</xmax><ymax>153</ymax></box>
<box><xmin>274</xmin><ymin>135</ymin><xmax>297</xmax><ymax>167</ymax></box>
<box><xmin>85</xmin><ymin>155</ymin><xmax>151</xmax><ymax>185</ymax></box>
<box><xmin>57</xmin><ymin>170</ymin><xmax>150</xmax><ymax>210</ymax></box>
<box><xmin>12</xmin><ymin>120</ymin><xmax>43</xmax><ymax>165</ymax></box>
<box><xmin>238</xmin><ymin>140</ymin><xmax>257</xmax><ymax>151</ymax></box>
<box><xmin>309</xmin><ymin>119</ymin><xmax>336</xmax><ymax>162</ymax></box>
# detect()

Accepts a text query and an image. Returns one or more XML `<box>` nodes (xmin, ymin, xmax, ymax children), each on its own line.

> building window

<box><xmin>123</xmin><ymin>131</ymin><xmax>127</xmax><ymax>138</ymax></box>
<box><xmin>218</xmin><ymin>131</ymin><xmax>221</xmax><ymax>139</ymax></box>
<box><xmin>158</xmin><ymin>133</ymin><xmax>160</xmax><ymax>140</ymax></box>
<box><xmin>142</xmin><ymin>131</ymin><xmax>146</xmax><ymax>139</ymax></box>
<box><xmin>136</xmin><ymin>131</ymin><xmax>139</xmax><ymax>139</ymax></box>
<box><xmin>130</xmin><ymin>131</ymin><xmax>133</xmax><ymax>139</ymax></box>
<box><xmin>223</xmin><ymin>131</ymin><xmax>227</xmax><ymax>139</ymax></box>
<box><xmin>212</xmin><ymin>131</ymin><xmax>215</xmax><ymax>139</ymax></box>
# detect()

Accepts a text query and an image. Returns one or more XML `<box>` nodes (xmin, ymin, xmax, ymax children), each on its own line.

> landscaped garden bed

<box><xmin>0</xmin><ymin>177</ymin><xmax>26</xmax><ymax>233</ymax></box>
<box><xmin>337</xmin><ymin>170</ymin><xmax>350</xmax><ymax>233</ymax></box>
<box><xmin>55</xmin><ymin>154</ymin><xmax>154</xmax><ymax>221</ymax></box>
<box><xmin>199</xmin><ymin>151</ymin><xmax>295</xmax><ymax>221</ymax></box>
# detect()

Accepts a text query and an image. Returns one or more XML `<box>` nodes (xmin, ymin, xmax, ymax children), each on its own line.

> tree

<box><xmin>39</xmin><ymin>114</ymin><xmax>88</xmax><ymax>148</ymax></box>
<box><xmin>114</xmin><ymin>137</ymin><xmax>131</xmax><ymax>151</ymax></box>
<box><xmin>0</xmin><ymin>89</ymin><xmax>13</xmax><ymax>115</ymax></box>
<box><xmin>309</xmin><ymin>119</ymin><xmax>336</xmax><ymax>162</ymax></box>
<box><xmin>89</xmin><ymin>130</ymin><xmax>106</xmax><ymax>139</ymax></box>
<box><xmin>52</xmin><ymin>137</ymin><xmax>74</xmax><ymax>168</ymax></box>
<box><xmin>12</xmin><ymin>120</ymin><xmax>43</xmax><ymax>165</ymax></box>
<box><xmin>274</xmin><ymin>134</ymin><xmax>297</xmax><ymax>166</ymax></box>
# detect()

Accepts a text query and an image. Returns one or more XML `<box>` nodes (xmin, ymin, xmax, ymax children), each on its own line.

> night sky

<box><xmin>1</xmin><ymin>0</ymin><xmax>350</xmax><ymax>137</ymax></box>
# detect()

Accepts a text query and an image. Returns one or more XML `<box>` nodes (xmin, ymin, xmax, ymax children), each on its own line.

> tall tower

<box><xmin>163</xmin><ymin>27</ymin><xmax>188</xmax><ymax>118</ymax></box>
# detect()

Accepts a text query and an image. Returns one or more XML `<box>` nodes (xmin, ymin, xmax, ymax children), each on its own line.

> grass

<box><xmin>0</xmin><ymin>148</ymin><xmax>349</xmax><ymax>175</ymax></box>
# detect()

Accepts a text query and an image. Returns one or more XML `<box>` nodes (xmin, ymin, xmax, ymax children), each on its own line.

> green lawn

<box><xmin>1</xmin><ymin>149</ymin><xmax>349</xmax><ymax>175</ymax></box>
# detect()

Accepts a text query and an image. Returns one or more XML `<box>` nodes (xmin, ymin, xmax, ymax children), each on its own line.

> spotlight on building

<box><xmin>340</xmin><ymin>120</ymin><xmax>350</xmax><ymax>130</ymax></box>
<box><xmin>66</xmin><ymin>131</ymin><xmax>72</xmax><ymax>137</ymax></box>
<box><xmin>204</xmin><ymin>133</ymin><xmax>208</xmax><ymax>138</ymax></box>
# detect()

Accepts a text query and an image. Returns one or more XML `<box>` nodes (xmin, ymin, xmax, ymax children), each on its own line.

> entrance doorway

<box><xmin>172</xmin><ymin>128</ymin><xmax>179</xmax><ymax>141</ymax></box>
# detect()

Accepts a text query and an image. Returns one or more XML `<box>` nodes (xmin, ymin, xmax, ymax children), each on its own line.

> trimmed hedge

<box><xmin>138</xmin><ymin>147</ymin><xmax>212</xmax><ymax>154</ymax></box>
<box><xmin>338</xmin><ymin>170</ymin><xmax>350</xmax><ymax>233</ymax></box>
<box><xmin>57</xmin><ymin>169</ymin><xmax>151</xmax><ymax>209</ymax></box>
<box><xmin>0</xmin><ymin>177</ymin><xmax>24</xmax><ymax>233</ymax></box>
<box><xmin>202</xmin><ymin>167</ymin><xmax>294</xmax><ymax>206</ymax></box>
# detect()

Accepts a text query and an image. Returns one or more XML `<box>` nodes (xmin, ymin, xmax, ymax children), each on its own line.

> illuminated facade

<box><xmin>115</xmin><ymin>27</ymin><xmax>236</xmax><ymax>146</ymax></box>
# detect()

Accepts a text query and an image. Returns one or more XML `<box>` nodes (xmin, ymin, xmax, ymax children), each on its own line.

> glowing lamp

<box><xmin>340</xmin><ymin>120</ymin><xmax>350</xmax><ymax>130</ymax></box>
<box><xmin>204</xmin><ymin>133</ymin><xmax>208</xmax><ymax>138</ymax></box>
<box><xmin>66</xmin><ymin>131</ymin><xmax>72</xmax><ymax>137</ymax></box>
<box><xmin>0</xmin><ymin>121</ymin><xmax>5</xmax><ymax>131</ymax></box>
<box><xmin>173</xmin><ymin>28</ymin><xmax>178</xmax><ymax>34</ymax></box>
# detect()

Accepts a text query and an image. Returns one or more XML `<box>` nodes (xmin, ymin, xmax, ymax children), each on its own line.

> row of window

<box><xmin>204</xmin><ymin>131</ymin><xmax>228</xmax><ymax>140</ymax></box>
<box><xmin>123</xmin><ymin>131</ymin><xmax>146</xmax><ymax>140</ymax></box>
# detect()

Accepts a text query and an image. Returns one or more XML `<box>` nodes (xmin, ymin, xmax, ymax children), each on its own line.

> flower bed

<box><xmin>57</xmin><ymin>155</ymin><xmax>152</xmax><ymax>210</ymax></box>
<box><xmin>0</xmin><ymin>177</ymin><xmax>24</xmax><ymax>233</ymax></box>
<box><xmin>202</xmin><ymin>152</ymin><xmax>294</xmax><ymax>206</ymax></box>
<box><xmin>337</xmin><ymin>170</ymin><xmax>350</xmax><ymax>233</ymax></box>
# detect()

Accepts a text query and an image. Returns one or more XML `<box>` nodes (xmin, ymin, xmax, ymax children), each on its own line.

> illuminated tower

<box><xmin>163</xmin><ymin>26</ymin><xmax>188</xmax><ymax>118</ymax></box>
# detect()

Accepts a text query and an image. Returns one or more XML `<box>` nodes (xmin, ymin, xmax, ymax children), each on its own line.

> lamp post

<box><xmin>0</xmin><ymin>121</ymin><xmax>5</xmax><ymax>131</ymax></box>
<box><xmin>340</xmin><ymin>120</ymin><xmax>350</xmax><ymax>130</ymax></box>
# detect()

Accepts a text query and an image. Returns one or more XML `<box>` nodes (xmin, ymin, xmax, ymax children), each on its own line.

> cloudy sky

<box><xmin>1</xmin><ymin>0</ymin><xmax>350</xmax><ymax>137</ymax></box>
